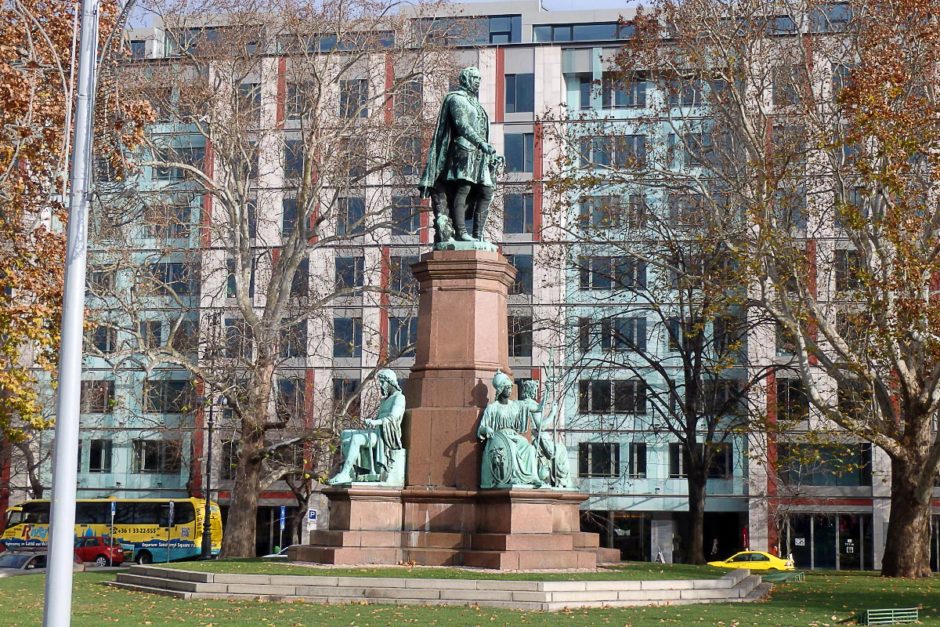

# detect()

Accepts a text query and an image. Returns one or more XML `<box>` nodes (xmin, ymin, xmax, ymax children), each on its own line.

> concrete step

<box><xmin>736</xmin><ymin>574</ymin><xmax>762</xmax><ymax>596</ymax></box>
<box><xmin>109</xmin><ymin>581</ymin><xmax>189</xmax><ymax>599</ymax></box>
<box><xmin>743</xmin><ymin>581</ymin><xmax>773</xmax><ymax>602</ymax></box>
<box><xmin>115</xmin><ymin>572</ymin><xmax>203</xmax><ymax>592</ymax></box>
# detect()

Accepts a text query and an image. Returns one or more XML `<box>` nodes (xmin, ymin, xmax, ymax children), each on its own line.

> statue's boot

<box><xmin>472</xmin><ymin>207</ymin><xmax>489</xmax><ymax>240</ymax></box>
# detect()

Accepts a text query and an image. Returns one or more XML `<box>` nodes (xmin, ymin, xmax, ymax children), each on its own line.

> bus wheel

<box><xmin>135</xmin><ymin>551</ymin><xmax>152</xmax><ymax>565</ymax></box>
<box><xmin>95</xmin><ymin>556</ymin><xmax>108</xmax><ymax>567</ymax></box>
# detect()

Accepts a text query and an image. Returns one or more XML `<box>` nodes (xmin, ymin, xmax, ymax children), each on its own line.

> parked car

<box><xmin>74</xmin><ymin>535</ymin><xmax>126</xmax><ymax>567</ymax></box>
<box><xmin>0</xmin><ymin>551</ymin><xmax>85</xmax><ymax>577</ymax></box>
<box><xmin>707</xmin><ymin>550</ymin><xmax>794</xmax><ymax>571</ymax></box>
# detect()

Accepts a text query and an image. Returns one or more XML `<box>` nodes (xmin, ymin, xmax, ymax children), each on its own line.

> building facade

<box><xmin>6</xmin><ymin>0</ymin><xmax>939</xmax><ymax>568</ymax></box>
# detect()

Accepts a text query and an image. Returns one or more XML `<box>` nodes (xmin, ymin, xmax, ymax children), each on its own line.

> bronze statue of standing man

<box><xmin>418</xmin><ymin>66</ymin><xmax>502</xmax><ymax>248</ymax></box>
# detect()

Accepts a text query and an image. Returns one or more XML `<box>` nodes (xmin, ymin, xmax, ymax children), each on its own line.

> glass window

<box><xmin>333</xmin><ymin>317</ymin><xmax>363</xmax><ymax>357</ymax></box>
<box><xmin>602</xmin><ymin>73</ymin><xmax>647</xmax><ymax>108</ymax></box>
<box><xmin>628</xmin><ymin>442</ymin><xmax>647</xmax><ymax>478</ymax></box>
<box><xmin>80</xmin><ymin>381</ymin><xmax>114</xmax><ymax>414</ymax></box>
<box><xmin>130</xmin><ymin>40</ymin><xmax>146</xmax><ymax>59</ymax></box>
<box><xmin>339</xmin><ymin>79</ymin><xmax>368</xmax><ymax>118</ymax></box>
<box><xmin>578</xmin><ymin>442</ymin><xmax>620</xmax><ymax>477</ymax></box>
<box><xmin>88</xmin><ymin>325</ymin><xmax>116</xmax><ymax>354</ymax></box>
<box><xmin>148</xmin><ymin>262</ymin><xmax>198</xmax><ymax>296</ymax></box>
<box><xmin>284</xmin><ymin>140</ymin><xmax>304</xmax><ymax>178</ymax></box>
<box><xmin>237</xmin><ymin>82</ymin><xmax>261</xmax><ymax>124</ymax></box>
<box><xmin>139</xmin><ymin>320</ymin><xmax>162</xmax><ymax>349</ymax></box>
<box><xmin>224</xmin><ymin>318</ymin><xmax>253</xmax><ymax>359</ymax></box>
<box><xmin>275</xmin><ymin>378</ymin><xmax>305</xmax><ymax>420</ymax></box>
<box><xmin>504</xmin><ymin>74</ymin><xmax>535</xmax><ymax>114</ymax></box>
<box><xmin>389</xmin><ymin>316</ymin><xmax>417</xmax><ymax>358</ymax></box>
<box><xmin>279</xmin><ymin>320</ymin><xmax>307</xmax><ymax>358</ymax></box>
<box><xmin>505</xmin><ymin>254</ymin><xmax>533</xmax><ymax>295</ymax></box>
<box><xmin>290</xmin><ymin>257</ymin><xmax>309</xmax><ymax>297</ymax></box>
<box><xmin>505</xmin><ymin>133</ymin><xmax>534</xmax><ymax>173</ymax></box>
<box><xmin>503</xmin><ymin>192</ymin><xmax>534</xmax><ymax>234</ymax></box>
<box><xmin>573</xmin><ymin>22</ymin><xmax>617</xmax><ymax>41</ymax></box>
<box><xmin>533</xmin><ymin>25</ymin><xmax>551</xmax><ymax>42</ymax></box>
<box><xmin>508</xmin><ymin>315</ymin><xmax>532</xmax><ymax>357</ymax></box>
<box><xmin>335</xmin><ymin>256</ymin><xmax>364</xmax><ymax>290</ymax></box>
<box><xmin>332</xmin><ymin>377</ymin><xmax>361</xmax><ymax>417</ymax></box>
<box><xmin>144</xmin><ymin>379</ymin><xmax>193</xmax><ymax>414</ymax></box>
<box><xmin>282</xmin><ymin>198</ymin><xmax>298</xmax><ymax>236</ymax></box>
<box><xmin>394</xmin><ymin>78</ymin><xmax>423</xmax><ymax>118</ymax></box>
<box><xmin>89</xmin><ymin>439</ymin><xmax>113</xmax><ymax>473</ymax></box>
<box><xmin>391</xmin><ymin>196</ymin><xmax>421</xmax><ymax>235</ymax></box>
<box><xmin>337</xmin><ymin>197</ymin><xmax>366</xmax><ymax>236</ymax></box>
<box><xmin>389</xmin><ymin>255</ymin><xmax>418</xmax><ymax>294</ymax></box>
<box><xmin>132</xmin><ymin>440</ymin><xmax>182</xmax><ymax>474</ymax></box>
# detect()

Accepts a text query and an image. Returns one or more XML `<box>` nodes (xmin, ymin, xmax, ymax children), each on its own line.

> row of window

<box><xmin>76</xmin><ymin>438</ymin><xmax>182</xmax><ymax>474</ymax></box>
<box><xmin>577</xmin><ymin>442</ymin><xmax>734</xmax><ymax>480</ymax></box>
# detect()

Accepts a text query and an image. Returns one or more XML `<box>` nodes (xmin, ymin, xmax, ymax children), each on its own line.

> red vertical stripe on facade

<box><xmin>494</xmin><ymin>48</ymin><xmax>505</xmax><ymax>124</ymax></box>
<box><xmin>379</xmin><ymin>247</ymin><xmax>391</xmax><ymax>362</ymax></box>
<box><xmin>533</xmin><ymin>121</ymin><xmax>543</xmax><ymax>242</ymax></box>
<box><xmin>384</xmin><ymin>53</ymin><xmax>394</xmax><ymax>125</ymax></box>
<box><xmin>192</xmin><ymin>379</ymin><xmax>206</xmax><ymax>498</ymax></box>
<box><xmin>419</xmin><ymin>197</ymin><xmax>430</xmax><ymax>244</ymax></box>
<box><xmin>276</xmin><ymin>57</ymin><xmax>287</xmax><ymax>129</ymax></box>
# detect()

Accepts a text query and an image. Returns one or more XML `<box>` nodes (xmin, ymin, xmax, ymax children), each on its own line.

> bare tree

<box><xmin>90</xmin><ymin>0</ymin><xmax>456</xmax><ymax>556</ymax></box>
<box><xmin>589</xmin><ymin>0</ymin><xmax>940</xmax><ymax>576</ymax></box>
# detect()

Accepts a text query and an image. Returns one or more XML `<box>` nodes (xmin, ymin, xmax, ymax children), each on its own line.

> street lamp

<box><xmin>200</xmin><ymin>395</ymin><xmax>225</xmax><ymax>559</ymax></box>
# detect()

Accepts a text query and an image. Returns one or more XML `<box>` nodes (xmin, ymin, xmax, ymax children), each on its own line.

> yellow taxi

<box><xmin>707</xmin><ymin>550</ymin><xmax>795</xmax><ymax>571</ymax></box>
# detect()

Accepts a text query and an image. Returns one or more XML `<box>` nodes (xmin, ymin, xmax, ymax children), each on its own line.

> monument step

<box><xmin>462</xmin><ymin>549</ymin><xmax>596</xmax><ymax>570</ymax></box>
<box><xmin>309</xmin><ymin>530</ymin><xmax>401</xmax><ymax>548</ymax></box>
<box><xmin>401</xmin><ymin>547</ymin><xmax>463</xmax><ymax>566</ymax></box>
<box><xmin>292</xmin><ymin>545</ymin><xmax>403</xmax><ymax>565</ymax></box>
<box><xmin>594</xmin><ymin>547</ymin><xmax>622</xmax><ymax>564</ymax></box>
<box><xmin>572</xmin><ymin>532</ymin><xmax>600</xmax><ymax>549</ymax></box>
<box><xmin>400</xmin><ymin>530</ymin><xmax>467</xmax><ymax>549</ymax></box>
<box><xmin>470</xmin><ymin>533</ymin><xmax>574</xmax><ymax>552</ymax></box>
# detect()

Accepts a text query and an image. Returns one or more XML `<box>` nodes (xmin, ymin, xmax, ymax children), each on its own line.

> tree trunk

<box><xmin>220</xmin><ymin>425</ymin><xmax>265</xmax><ymax>558</ymax></box>
<box><xmin>881</xmin><ymin>455</ymin><xmax>933</xmax><ymax>577</ymax></box>
<box><xmin>686</xmin><ymin>469</ymin><xmax>707</xmax><ymax>565</ymax></box>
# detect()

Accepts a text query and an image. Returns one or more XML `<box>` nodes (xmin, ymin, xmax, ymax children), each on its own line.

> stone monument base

<box><xmin>290</xmin><ymin>486</ymin><xmax>619</xmax><ymax>570</ymax></box>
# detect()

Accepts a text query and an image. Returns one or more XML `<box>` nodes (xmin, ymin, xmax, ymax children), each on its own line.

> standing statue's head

<box><xmin>492</xmin><ymin>369</ymin><xmax>513</xmax><ymax>398</ymax></box>
<box><xmin>458</xmin><ymin>66</ymin><xmax>482</xmax><ymax>96</ymax></box>
<box><xmin>377</xmin><ymin>369</ymin><xmax>401</xmax><ymax>394</ymax></box>
<box><xmin>520</xmin><ymin>379</ymin><xmax>539</xmax><ymax>401</ymax></box>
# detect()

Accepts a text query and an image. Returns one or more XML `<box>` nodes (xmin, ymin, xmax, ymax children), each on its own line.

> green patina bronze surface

<box><xmin>328</xmin><ymin>369</ymin><xmax>406</xmax><ymax>487</ymax></box>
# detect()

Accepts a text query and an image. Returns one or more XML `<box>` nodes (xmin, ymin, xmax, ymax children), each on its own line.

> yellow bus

<box><xmin>1</xmin><ymin>498</ymin><xmax>222</xmax><ymax>563</ymax></box>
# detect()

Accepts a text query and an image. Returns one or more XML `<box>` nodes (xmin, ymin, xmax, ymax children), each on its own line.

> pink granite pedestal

<box><xmin>291</xmin><ymin>250</ymin><xmax>617</xmax><ymax>569</ymax></box>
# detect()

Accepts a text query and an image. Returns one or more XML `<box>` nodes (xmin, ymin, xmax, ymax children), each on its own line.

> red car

<box><xmin>73</xmin><ymin>536</ymin><xmax>125</xmax><ymax>567</ymax></box>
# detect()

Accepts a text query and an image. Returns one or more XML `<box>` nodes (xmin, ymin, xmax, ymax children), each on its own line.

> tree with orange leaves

<box><xmin>585</xmin><ymin>0</ymin><xmax>939</xmax><ymax>576</ymax></box>
<box><xmin>0</xmin><ymin>1</ymin><xmax>150</xmax><ymax>493</ymax></box>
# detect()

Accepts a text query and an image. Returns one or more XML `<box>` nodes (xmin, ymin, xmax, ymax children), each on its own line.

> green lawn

<box><xmin>160</xmin><ymin>558</ymin><xmax>726</xmax><ymax>581</ymax></box>
<box><xmin>0</xmin><ymin>569</ymin><xmax>937</xmax><ymax>626</ymax></box>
